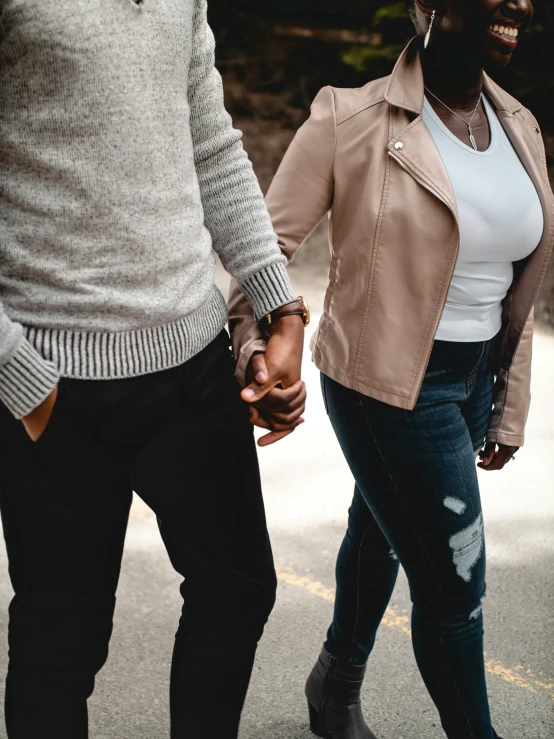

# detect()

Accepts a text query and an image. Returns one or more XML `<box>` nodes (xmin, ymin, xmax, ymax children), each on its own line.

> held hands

<box><xmin>241</xmin><ymin>315</ymin><xmax>306</xmax><ymax>447</ymax></box>
<box><xmin>477</xmin><ymin>442</ymin><xmax>519</xmax><ymax>471</ymax></box>
<box><xmin>21</xmin><ymin>386</ymin><xmax>58</xmax><ymax>442</ymax></box>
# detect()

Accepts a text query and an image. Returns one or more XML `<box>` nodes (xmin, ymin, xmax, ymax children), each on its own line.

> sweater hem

<box><xmin>23</xmin><ymin>287</ymin><xmax>229</xmax><ymax>381</ymax></box>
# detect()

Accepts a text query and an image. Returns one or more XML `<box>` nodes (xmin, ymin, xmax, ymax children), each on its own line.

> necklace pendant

<box><xmin>468</xmin><ymin>126</ymin><xmax>477</xmax><ymax>151</ymax></box>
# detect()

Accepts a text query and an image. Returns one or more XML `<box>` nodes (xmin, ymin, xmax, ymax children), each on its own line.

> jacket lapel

<box><xmin>387</xmin><ymin>117</ymin><xmax>458</xmax><ymax>220</ymax></box>
<box><xmin>384</xmin><ymin>39</ymin><xmax>458</xmax><ymax>221</ymax></box>
<box><xmin>382</xmin><ymin>39</ymin><xmax>554</xmax><ymax>304</ymax></box>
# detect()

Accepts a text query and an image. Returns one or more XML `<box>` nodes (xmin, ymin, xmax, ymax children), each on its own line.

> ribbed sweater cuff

<box><xmin>0</xmin><ymin>339</ymin><xmax>60</xmax><ymax>419</ymax></box>
<box><xmin>238</xmin><ymin>262</ymin><xmax>296</xmax><ymax>321</ymax></box>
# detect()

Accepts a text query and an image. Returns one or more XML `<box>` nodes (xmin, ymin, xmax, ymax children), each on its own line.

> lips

<box><xmin>486</xmin><ymin>23</ymin><xmax>520</xmax><ymax>49</ymax></box>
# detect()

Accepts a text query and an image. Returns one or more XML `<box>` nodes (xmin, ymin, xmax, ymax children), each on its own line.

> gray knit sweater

<box><xmin>0</xmin><ymin>0</ymin><xmax>294</xmax><ymax>419</ymax></box>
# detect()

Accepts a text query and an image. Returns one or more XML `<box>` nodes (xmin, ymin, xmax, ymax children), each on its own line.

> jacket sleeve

<box><xmin>228</xmin><ymin>86</ymin><xmax>337</xmax><ymax>385</ymax></box>
<box><xmin>188</xmin><ymin>0</ymin><xmax>294</xmax><ymax>320</ymax></box>
<box><xmin>486</xmin><ymin>308</ymin><xmax>534</xmax><ymax>448</ymax></box>
<box><xmin>0</xmin><ymin>303</ymin><xmax>60</xmax><ymax>419</ymax></box>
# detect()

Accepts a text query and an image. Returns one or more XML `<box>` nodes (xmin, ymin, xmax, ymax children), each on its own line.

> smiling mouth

<box><xmin>487</xmin><ymin>24</ymin><xmax>520</xmax><ymax>46</ymax></box>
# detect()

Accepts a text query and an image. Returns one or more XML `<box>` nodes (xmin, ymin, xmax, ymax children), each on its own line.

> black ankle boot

<box><xmin>305</xmin><ymin>647</ymin><xmax>378</xmax><ymax>739</ymax></box>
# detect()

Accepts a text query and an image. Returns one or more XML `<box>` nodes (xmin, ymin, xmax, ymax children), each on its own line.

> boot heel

<box><xmin>308</xmin><ymin>702</ymin><xmax>331</xmax><ymax>738</ymax></box>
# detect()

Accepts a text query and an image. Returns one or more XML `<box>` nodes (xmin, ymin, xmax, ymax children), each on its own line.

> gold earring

<box><xmin>424</xmin><ymin>10</ymin><xmax>436</xmax><ymax>49</ymax></box>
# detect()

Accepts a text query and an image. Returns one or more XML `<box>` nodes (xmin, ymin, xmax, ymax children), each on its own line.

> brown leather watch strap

<box><xmin>260</xmin><ymin>297</ymin><xmax>310</xmax><ymax>333</ymax></box>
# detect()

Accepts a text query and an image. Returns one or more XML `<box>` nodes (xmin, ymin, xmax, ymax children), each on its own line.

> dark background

<box><xmin>208</xmin><ymin>0</ymin><xmax>554</xmax><ymax>325</ymax></box>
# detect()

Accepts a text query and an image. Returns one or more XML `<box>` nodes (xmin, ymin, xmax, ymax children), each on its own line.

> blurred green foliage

<box><xmin>209</xmin><ymin>0</ymin><xmax>554</xmax><ymax>133</ymax></box>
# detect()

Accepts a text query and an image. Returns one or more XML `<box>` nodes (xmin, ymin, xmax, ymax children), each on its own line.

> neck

<box><xmin>421</xmin><ymin>38</ymin><xmax>484</xmax><ymax>112</ymax></box>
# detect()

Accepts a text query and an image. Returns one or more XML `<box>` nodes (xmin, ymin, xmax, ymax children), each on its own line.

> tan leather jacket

<box><xmin>229</xmin><ymin>39</ymin><xmax>554</xmax><ymax>448</ymax></box>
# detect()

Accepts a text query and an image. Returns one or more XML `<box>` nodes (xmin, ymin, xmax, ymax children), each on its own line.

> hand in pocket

<box><xmin>21</xmin><ymin>386</ymin><xmax>59</xmax><ymax>442</ymax></box>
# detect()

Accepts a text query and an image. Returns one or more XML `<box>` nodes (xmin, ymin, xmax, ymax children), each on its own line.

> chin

<box><xmin>481</xmin><ymin>29</ymin><xmax>519</xmax><ymax>70</ymax></box>
<box><xmin>484</xmin><ymin>48</ymin><xmax>515</xmax><ymax>70</ymax></box>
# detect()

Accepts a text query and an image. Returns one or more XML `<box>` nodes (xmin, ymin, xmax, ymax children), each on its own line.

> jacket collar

<box><xmin>384</xmin><ymin>37</ymin><xmax>523</xmax><ymax>116</ymax></box>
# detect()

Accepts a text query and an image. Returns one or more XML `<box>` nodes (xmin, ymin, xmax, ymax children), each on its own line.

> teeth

<box><xmin>489</xmin><ymin>24</ymin><xmax>518</xmax><ymax>39</ymax></box>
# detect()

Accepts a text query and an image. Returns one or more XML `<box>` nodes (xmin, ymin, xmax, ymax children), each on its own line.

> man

<box><xmin>0</xmin><ymin>1</ymin><xmax>307</xmax><ymax>737</ymax></box>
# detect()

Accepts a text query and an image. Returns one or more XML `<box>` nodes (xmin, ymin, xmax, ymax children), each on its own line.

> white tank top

<box><xmin>422</xmin><ymin>95</ymin><xmax>544</xmax><ymax>342</ymax></box>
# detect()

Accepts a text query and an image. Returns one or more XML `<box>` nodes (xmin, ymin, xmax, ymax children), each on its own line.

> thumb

<box><xmin>241</xmin><ymin>377</ymin><xmax>277</xmax><ymax>404</ymax></box>
<box><xmin>250</xmin><ymin>353</ymin><xmax>268</xmax><ymax>384</ymax></box>
<box><xmin>478</xmin><ymin>442</ymin><xmax>496</xmax><ymax>467</ymax></box>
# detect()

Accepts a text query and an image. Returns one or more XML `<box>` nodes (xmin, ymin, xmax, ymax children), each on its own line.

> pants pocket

<box><xmin>34</xmin><ymin>380</ymin><xmax>66</xmax><ymax>447</ymax></box>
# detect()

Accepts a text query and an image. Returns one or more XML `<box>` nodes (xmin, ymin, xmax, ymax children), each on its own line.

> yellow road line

<box><xmin>128</xmin><ymin>502</ymin><xmax>553</xmax><ymax>702</ymax></box>
<box><xmin>276</xmin><ymin>567</ymin><xmax>554</xmax><ymax>702</ymax></box>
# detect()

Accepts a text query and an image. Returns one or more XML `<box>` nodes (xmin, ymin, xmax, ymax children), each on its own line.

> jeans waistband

<box><xmin>429</xmin><ymin>333</ymin><xmax>500</xmax><ymax>374</ymax></box>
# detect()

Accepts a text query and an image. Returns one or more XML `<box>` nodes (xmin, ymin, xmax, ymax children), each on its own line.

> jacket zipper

<box><xmin>388</xmin><ymin>150</ymin><xmax>462</xmax><ymax>405</ymax></box>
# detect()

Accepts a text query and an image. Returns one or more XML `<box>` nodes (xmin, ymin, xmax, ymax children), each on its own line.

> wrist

<box><xmin>267</xmin><ymin>313</ymin><xmax>305</xmax><ymax>337</ymax></box>
<box><xmin>259</xmin><ymin>296</ymin><xmax>310</xmax><ymax>337</ymax></box>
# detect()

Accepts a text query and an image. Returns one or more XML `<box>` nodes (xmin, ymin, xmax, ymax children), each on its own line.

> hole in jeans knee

<box><xmin>444</xmin><ymin>497</ymin><xmax>467</xmax><ymax>515</ymax></box>
<box><xmin>449</xmin><ymin>513</ymin><xmax>484</xmax><ymax>583</ymax></box>
<box><xmin>469</xmin><ymin>595</ymin><xmax>486</xmax><ymax>621</ymax></box>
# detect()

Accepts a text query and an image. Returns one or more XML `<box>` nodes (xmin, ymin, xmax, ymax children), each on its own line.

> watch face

<box><xmin>299</xmin><ymin>296</ymin><xmax>311</xmax><ymax>326</ymax></box>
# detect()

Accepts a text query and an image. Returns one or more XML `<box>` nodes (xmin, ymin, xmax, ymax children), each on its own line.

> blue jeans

<box><xmin>322</xmin><ymin>337</ymin><xmax>500</xmax><ymax>739</ymax></box>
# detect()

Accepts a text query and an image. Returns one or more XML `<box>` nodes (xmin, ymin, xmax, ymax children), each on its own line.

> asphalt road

<box><xmin>0</xmin><ymin>266</ymin><xmax>552</xmax><ymax>738</ymax></box>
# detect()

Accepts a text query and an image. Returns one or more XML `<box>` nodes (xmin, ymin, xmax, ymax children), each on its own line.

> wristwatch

<box><xmin>259</xmin><ymin>296</ymin><xmax>310</xmax><ymax>335</ymax></box>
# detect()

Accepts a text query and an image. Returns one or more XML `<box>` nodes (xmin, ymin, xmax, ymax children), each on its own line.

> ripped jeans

<box><xmin>322</xmin><ymin>336</ymin><xmax>500</xmax><ymax>739</ymax></box>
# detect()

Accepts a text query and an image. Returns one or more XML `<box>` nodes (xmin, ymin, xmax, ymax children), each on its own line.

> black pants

<box><xmin>0</xmin><ymin>330</ymin><xmax>276</xmax><ymax>739</ymax></box>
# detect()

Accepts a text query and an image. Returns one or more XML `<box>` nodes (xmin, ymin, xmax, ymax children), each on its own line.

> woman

<box><xmin>229</xmin><ymin>1</ymin><xmax>553</xmax><ymax>737</ymax></box>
